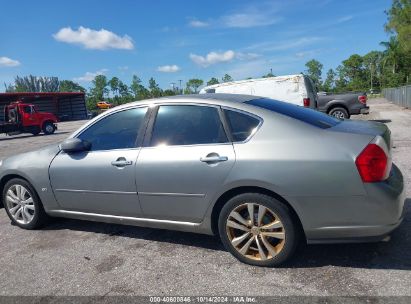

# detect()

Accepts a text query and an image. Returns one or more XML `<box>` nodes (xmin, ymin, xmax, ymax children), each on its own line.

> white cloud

<box><xmin>337</xmin><ymin>15</ymin><xmax>353</xmax><ymax>23</ymax></box>
<box><xmin>222</xmin><ymin>13</ymin><xmax>280</xmax><ymax>28</ymax></box>
<box><xmin>118</xmin><ymin>66</ymin><xmax>129</xmax><ymax>71</ymax></box>
<box><xmin>236</xmin><ymin>52</ymin><xmax>261</xmax><ymax>60</ymax></box>
<box><xmin>73</xmin><ymin>69</ymin><xmax>108</xmax><ymax>82</ymax></box>
<box><xmin>53</xmin><ymin>26</ymin><xmax>134</xmax><ymax>50</ymax></box>
<box><xmin>295</xmin><ymin>49</ymin><xmax>321</xmax><ymax>58</ymax></box>
<box><xmin>224</xmin><ymin>59</ymin><xmax>270</xmax><ymax>80</ymax></box>
<box><xmin>189</xmin><ymin>19</ymin><xmax>209</xmax><ymax>28</ymax></box>
<box><xmin>190</xmin><ymin>50</ymin><xmax>236</xmax><ymax>67</ymax></box>
<box><xmin>0</xmin><ymin>56</ymin><xmax>21</xmax><ymax>67</ymax></box>
<box><xmin>157</xmin><ymin>65</ymin><xmax>181</xmax><ymax>73</ymax></box>
<box><xmin>220</xmin><ymin>3</ymin><xmax>281</xmax><ymax>28</ymax></box>
<box><xmin>246</xmin><ymin>37</ymin><xmax>324</xmax><ymax>52</ymax></box>
<box><xmin>186</xmin><ymin>3</ymin><xmax>281</xmax><ymax>29</ymax></box>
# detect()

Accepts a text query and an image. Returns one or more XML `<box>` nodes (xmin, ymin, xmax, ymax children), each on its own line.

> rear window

<box><xmin>246</xmin><ymin>98</ymin><xmax>340</xmax><ymax>129</ymax></box>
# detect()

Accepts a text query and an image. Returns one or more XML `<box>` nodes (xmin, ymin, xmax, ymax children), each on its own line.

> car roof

<box><xmin>165</xmin><ymin>93</ymin><xmax>260</xmax><ymax>103</ymax></box>
<box><xmin>113</xmin><ymin>93</ymin><xmax>263</xmax><ymax>110</ymax></box>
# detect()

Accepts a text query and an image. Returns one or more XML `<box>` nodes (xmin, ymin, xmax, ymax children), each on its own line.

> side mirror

<box><xmin>61</xmin><ymin>138</ymin><xmax>91</xmax><ymax>153</ymax></box>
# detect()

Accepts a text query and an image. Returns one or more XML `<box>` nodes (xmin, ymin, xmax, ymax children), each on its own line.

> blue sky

<box><xmin>0</xmin><ymin>0</ymin><xmax>392</xmax><ymax>91</ymax></box>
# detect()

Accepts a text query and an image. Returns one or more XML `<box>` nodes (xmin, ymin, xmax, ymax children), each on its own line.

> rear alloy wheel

<box><xmin>329</xmin><ymin>107</ymin><xmax>349</xmax><ymax>119</ymax></box>
<box><xmin>219</xmin><ymin>193</ymin><xmax>298</xmax><ymax>266</ymax></box>
<box><xmin>3</xmin><ymin>178</ymin><xmax>48</xmax><ymax>229</ymax></box>
<box><xmin>43</xmin><ymin>122</ymin><xmax>55</xmax><ymax>135</ymax></box>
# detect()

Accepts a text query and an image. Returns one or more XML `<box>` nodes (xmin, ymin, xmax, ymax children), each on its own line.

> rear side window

<box><xmin>246</xmin><ymin>98</ymin><xmax>340</xmax><ymax>129</ymax></box>
<box><xmin>224</xmin><ymin>109</ymin><xmax>261</xmax><ymax>142</ymax></box>
<box><xmin>150</xmin><ymin>105</ymin><xmax>228</xmax><ymax>146</ymax></box>
<box><xmin>78</xmin><ymin>107</ymin><xmax>147</xmax><ymax>151</ymax></box>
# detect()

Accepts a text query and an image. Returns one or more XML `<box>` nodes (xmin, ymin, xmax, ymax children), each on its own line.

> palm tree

<box><xmin>380</xmin><ymin>36</ymin><xmax>401</xmax><ymax>74</ymax></box>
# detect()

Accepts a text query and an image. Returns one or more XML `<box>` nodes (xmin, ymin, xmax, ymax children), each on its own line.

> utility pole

<box><xmin>270</xmin><ymin>68</ymin><xmax>273</xmax><ymax>75</ymax></box>
<box><xmin>370</xmin><ymin>63</ymin><xmax>373</xmax><ymax>93</ymax></box>
<box><xmin>178</xmin><ymin>79</ymin><xmax>183</xmax><ymax>95</ymax></box>
<box><xmin>170</xmin><ymin>82</ymin><xmax>176</xmax><ymax>92</ymax></box>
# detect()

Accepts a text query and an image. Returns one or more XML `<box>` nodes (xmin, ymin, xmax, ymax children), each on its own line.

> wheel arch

<box><xmin>0</xmin><ymin>174</ymin><xmax>32</xmax><ymax>207</ymax></box>
<box><xmin>326</xmin><ymin>102</ymin><xmax>349</xmax><ymax>114</ymax></box>
<box><xmin>210</xmin><ymin>186</ymin><xmax>306</xmax><ymax>241</ymax></box>
<box><xmin>42</xmin><ymin>119</ymin><xmax>55</xmax><ymax>128</ymax></box>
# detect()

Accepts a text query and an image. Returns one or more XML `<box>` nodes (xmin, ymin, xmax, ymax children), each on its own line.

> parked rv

<box><xmin>200</xmin><ymin>74</ymin><xmax>318</xmax><ymax>109</ymax></box>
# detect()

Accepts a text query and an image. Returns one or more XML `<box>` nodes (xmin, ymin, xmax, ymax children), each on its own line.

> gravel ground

<box><xmin>0</xmin><ymin>98</ymin><xmax>410</xmax><ymax>297</ymax></box>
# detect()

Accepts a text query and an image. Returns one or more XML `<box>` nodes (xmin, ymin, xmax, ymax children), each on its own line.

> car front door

<box><xmin>49</xmin><ymin>106</ymin><xmax>149</xmax><ymax>216</ymax></box>
<box><xmin>135</xmin><ymin>104</ymin><xmax>236</xmax><ymax>223</ymax></box>
<box><xmin>21</xmin><ymin>105</ymin><xmax>38</xmax><ymax>127</ymax></box>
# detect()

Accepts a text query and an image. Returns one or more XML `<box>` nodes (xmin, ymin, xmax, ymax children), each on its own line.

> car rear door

<box><xmin>49</xmin><ymin>106</ymin><xmax>149</xmax><ymax>216</ymax></box>
<box><xmin>135</xmin><ymin>104</ymin><xmax>235</xmax><ymax>223</ymax></box>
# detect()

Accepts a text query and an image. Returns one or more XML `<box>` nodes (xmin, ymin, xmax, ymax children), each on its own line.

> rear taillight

<box><xmin>355</xmin><ymin>144</ymin><xmax>387</xmax><ymax>182</ymax></box>
<box><xmin>303</xmin><ymin>98</ymin><xmax>310</xmax><ymax>107</ymax></box>
<box><xmin>358</xmin><ymin>95</ymin><xmax>367</xmax><ymax>104</ymax></box>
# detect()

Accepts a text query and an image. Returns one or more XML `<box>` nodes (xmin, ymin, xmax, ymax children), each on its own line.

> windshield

<box><xmin>246</xmin><ymin>98</ymin><xmax>341</xmax><ymax>129</ymax></box>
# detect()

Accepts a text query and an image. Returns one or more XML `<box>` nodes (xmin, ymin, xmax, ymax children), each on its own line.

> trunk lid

<box><xmin>330</xmin><ymin>119</ymin><xmax>392</xmax><ymax>151</ymax></box>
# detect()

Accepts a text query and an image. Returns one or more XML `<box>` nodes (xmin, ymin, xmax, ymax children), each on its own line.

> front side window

<box><xmin>224</xmin><ymin>109</ymin><xmax>261</xmax><ymax>142</ymax></box>
<box><xmin>22</xmin><ymin>106</ymin><xmax>32</xmax><ymax>114</ymax></box>
<box><xmin>150</xmin><ymin>105</ymin><xmax>228</xmax><ymax>146</ymax></box>
<box><xmin>78</xmin><ymin>107</ymin><xmax>147</xmax><ymax>151</ymax></box>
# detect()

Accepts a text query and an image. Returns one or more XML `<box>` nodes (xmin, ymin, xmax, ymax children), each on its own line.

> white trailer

<box><xmin>200</xmin><ymin>74</ymin><xmax>318</xmax><ymax>109</ymax></box>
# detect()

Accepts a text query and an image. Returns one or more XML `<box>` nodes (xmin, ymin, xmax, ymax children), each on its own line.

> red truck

<box><xmin>0</xmin><ymin>101</ymin><xmax>58</xmax><ymax>136</ymax></box>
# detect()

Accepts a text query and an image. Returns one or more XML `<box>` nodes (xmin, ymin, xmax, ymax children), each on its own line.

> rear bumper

<box><xmin>293</xmin><ymin>164</ymin><xmax>405</xmax><ymax>243</ymax></box>
<box><xmin>350</xmin><ymin>105</ymin><xmax>370</xmax><ymax>115</ymax></box>
<box><xmin>307</xmin><ymin>217</ymin><xmax>403</xmax><ymax>244</ymax></box>
<box><xmin>360</xmin><ymin>107</ymin><xmax>370</xmax><ymax>114</ymax></box>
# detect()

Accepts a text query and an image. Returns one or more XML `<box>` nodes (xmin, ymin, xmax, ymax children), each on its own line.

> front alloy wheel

<box><xmin>5</xmin><ymin>184</ymin><xmax>35</xmax><ymax>225</ymax></box>
<box><xmin>219</xmin><ymin>193</ymin><xmax>298</xmax><ymax>266</ymax></box>
<box><xmin>3</xmin><ymin>178</ymin><xmax>48</xmax><ymax>229</ymax></box>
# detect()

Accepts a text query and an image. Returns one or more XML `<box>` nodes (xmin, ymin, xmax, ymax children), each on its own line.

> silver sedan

<box><xmin>0</xmin><ymin>94</ymin><xmax>405</xmax><ymax>266</ymax></box>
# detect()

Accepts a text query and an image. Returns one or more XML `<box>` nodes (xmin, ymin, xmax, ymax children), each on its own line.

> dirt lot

<box><xmin>0</xmin><ymin>98</ymin><xmax>410</xmax><ymax>297</ymax></box>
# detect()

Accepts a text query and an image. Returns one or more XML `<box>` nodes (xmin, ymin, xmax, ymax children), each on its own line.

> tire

<box><xmin>218</xmin><ymin>193</ymin><xmax>299</xmax><ymax>267</ymax></box>
<box><xmin>43</xmin><ymin>122</ymin><xmax>55</xmax><ymax>135</ymax></box>
<box><xmin>2</xmin><ymin>178</ymin><xmax>49</xmax><ymax>229</ymax></box>
<box><xmin>31</xmin><ymin>127</ymin><xmax>41</xmax><ymax>136</ymax></box>
<box><xmin>329</xmin><ymin>107</ymin><xmax>349</xmax><ymax>119</ymax></box>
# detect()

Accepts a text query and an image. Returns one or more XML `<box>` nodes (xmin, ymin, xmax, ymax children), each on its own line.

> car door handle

<box><xmin>111</xmin><ymin>158</ymin><xmax>133</xmax><ymax>167</ymax></box>
<box><xmin>200</xmin><ymin>155</ymin><xmax>228</xmax><ymax>163</ymax></box>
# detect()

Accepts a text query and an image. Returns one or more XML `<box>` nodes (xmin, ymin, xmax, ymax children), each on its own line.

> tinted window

<box><xmin>224</xmin><ymin>109</ymin><xmax>260</xmax><ymax>142</ymax></box>
<box><xmin>246</xmin><ymin>98</ymin><xmax>340</xmax><ymax>129</ymax></box>
<box><xmin>151</xmin><ymin>105</ymin><xmax>228</xmax><ymax>146</ymax></box>
<box><xmin>22</xmin><ymin>106</ymin><xmax>32</xmax><ymax>114</ymax></box>
<box><xmin>78</xmin><ymin>107</ymin><xmax>147</xmax><ymax>151</ymax></box>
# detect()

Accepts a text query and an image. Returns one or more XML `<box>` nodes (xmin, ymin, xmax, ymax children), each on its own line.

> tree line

<box><xmin>3</xmin><ymin>73</ymin><xmax>240</xmax><ymax>110</ymax></box>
